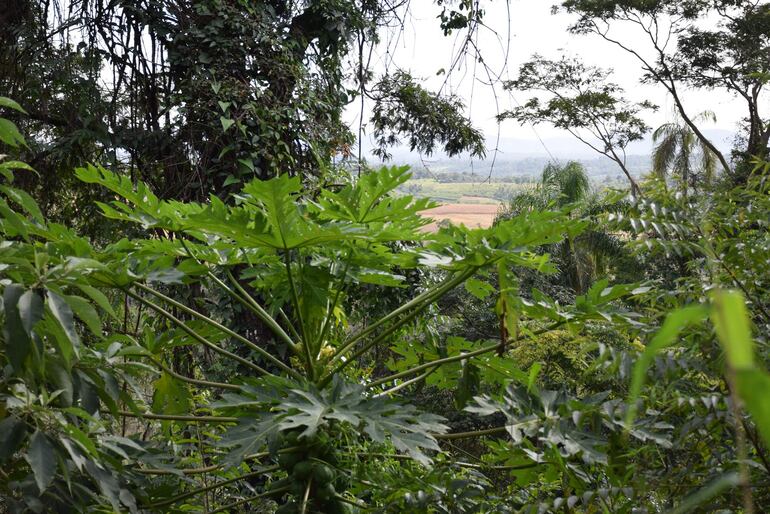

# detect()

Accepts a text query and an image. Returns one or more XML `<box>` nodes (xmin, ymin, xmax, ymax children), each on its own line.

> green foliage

<box><xmin>626</xmin><ymin>303</ymin><xmax>709</xmax><ymax>426</ymax></box>
<box><xmin>500</xmin><ymin>56</ymin><xmax>656</xmax><ymax>191</ymax></box>
<box><xmin>4</xmin><ymin>127</ymin><xmax>609</xmax><ymax>511</ymax></box>
<box><xmin>596</xmin><ymin>168</ymin><xmax>770</xmax><ymax>510</ymax></box>
<box><xmin>0</xmin><ymin>106</ymin><xmax>147</xmax><ymax>513</ymax></box>
<box><xmin>499</xmin><ymin>161</ymin><xmax>629</xmax><ymax>293</ymax></box>
<box><xmin>0</xmin><ymin>97</ymin><xmax>27</xmax><ymax>148</ymax></box>
<box><xmin>560</xmin><ymin>0</ymin><xmax>769</xmax><ymax>178</ymax></box>
<box><xmin>1</xmin><ymin>0</ymin><xmax>489</xmax><ymax>227</ymax></box>
<box><xmin>372</xmin><ymin>70</ymin><xmax>486</xmax><ymax>160</ymax></box>
<box><xmin>712</xmin><ymin>290</ymin><xmax>770</xmax><ymax>449</ymax></box>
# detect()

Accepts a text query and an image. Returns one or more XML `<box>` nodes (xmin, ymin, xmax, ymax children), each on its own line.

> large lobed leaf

<box><xmin>215</xmin><ymin>377</ymin><xmax>448</xmax><ymax>467</ymax></box>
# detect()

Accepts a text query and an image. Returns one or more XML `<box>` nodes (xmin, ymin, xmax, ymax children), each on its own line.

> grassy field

<box><xmin>398</xmin><ymin>179</ymin><xmax>530</xmax><ymax>204</ymax></box>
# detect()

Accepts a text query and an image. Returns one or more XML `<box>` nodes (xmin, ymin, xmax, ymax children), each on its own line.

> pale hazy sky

<box><xmin>346</xmin><ymin>0</ymin><xmax>746</xmax><ymax>158</ymax></box>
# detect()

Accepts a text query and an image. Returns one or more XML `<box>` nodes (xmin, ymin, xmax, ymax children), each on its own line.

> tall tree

<box><xmin>0</xmin><ymin>0</ymin><xmax>487</xmax><ymax>209</ymax></box>
<box><xmin>500</xmin><ymin>55</ymin><xmax>655</xmax><ymax>194</ymax></box>
<box><xmin>558</xmin><ymin>0</ymin><xmax>770</xmax><ymax>181</ymax></box>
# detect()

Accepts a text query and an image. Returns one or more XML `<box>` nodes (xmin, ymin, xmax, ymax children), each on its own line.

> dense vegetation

<box><xmin>2</xmin><ymin>1</ymin><xmax>770</xmax><ymax>513</ymax></box>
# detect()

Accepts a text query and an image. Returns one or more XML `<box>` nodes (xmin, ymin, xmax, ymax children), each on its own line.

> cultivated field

<box><xmin>399</xmin><ymin>178</ymin><xmax>529</xmax><ymax>203</ymax></box>
<box><xmin>399</xmin><ymin>177</ymin><xmax>533</xmax><ymax>231</ymax></box>
<box><xmin>420</xmin><ymin>203</ymin><xmax>500</xmax><ymax>231</ymax></box>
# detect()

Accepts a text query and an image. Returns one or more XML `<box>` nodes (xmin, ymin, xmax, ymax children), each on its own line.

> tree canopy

<box><xmin>559</xmin><ymin>0</ymin><xmax>770</xmax><ymax>180</ymax></box>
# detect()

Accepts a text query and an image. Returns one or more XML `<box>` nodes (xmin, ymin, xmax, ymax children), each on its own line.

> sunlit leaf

<box><xmin>710</xmin><ymin>289</ymin><xmax>753</xmax><ymax>369</ymax></box>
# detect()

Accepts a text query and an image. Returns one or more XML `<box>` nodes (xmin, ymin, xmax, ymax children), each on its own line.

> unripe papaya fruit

<box><xmin>292</xmin><ymin>460</ymin><xmax>314</xmax><ymax>480</ymax></box>
<box><xmin>312</xmin><ymin>463</ymin><xmax>335</xmax><ymax>484</ymax></box>
<box><xmin>317</xmin><ymin>482</ymin><xmax>336</xmax><ymax>501</ymax></box>
<box><xmin>308</xmin><ymin>442</ymin><xmax>332</xmax><ymax>459</ymax></box>
<box><xmin>278</xmin><ymin>452</ymin><xmax>303</xmax><ymax>470</ymax></box>
<box><xmin>284</xmin><ymin>430</ymin><xmax>300</xmax><ymax>445</ymax></box>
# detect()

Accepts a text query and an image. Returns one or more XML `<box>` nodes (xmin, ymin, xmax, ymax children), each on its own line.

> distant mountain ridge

<box><xmin>402</xmin><ymin>155</ymin><xmax>650</xmax><ymax>179</ymax></box>
<box><xmin>362</xmin><ymin>129</ymin><xmax>735</xmax><ymax>178</ymax></box>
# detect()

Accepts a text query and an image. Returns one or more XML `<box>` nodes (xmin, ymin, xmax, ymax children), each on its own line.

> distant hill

<box><xmin>403</xmin><ymin>154</ymin><xmax>651</xmax><ymax>180</ymax></box>
<box><xmin>362</xmin><ymin>129</ymin><xmax>735</xmax><ymax>180</ymax></box>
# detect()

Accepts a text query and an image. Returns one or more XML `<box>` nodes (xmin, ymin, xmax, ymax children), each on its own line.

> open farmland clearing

<box><xmin>420</xmin><ymin>203</ymin><xmax>500</xmax><ymax>231</ymax></box>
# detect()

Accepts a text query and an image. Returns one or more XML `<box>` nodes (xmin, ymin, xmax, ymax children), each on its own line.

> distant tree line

<box><xmin>408</xmin><ymin>169</ymin><xmax>536</xmax><ymax>183</ymax></box>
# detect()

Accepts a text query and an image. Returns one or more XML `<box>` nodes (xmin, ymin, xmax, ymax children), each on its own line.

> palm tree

<box><xmin>652</xmin><ymin>111</ymin><xmax>719</xmax><ymax>193</ymax></box>
<box><xmin>505</xmin><ymin>161</ymin><xmax>589</xmax><ymax>214</ymax></box>
<box><xmin>499</xmin><ymin>161</ymin><xmax>625</xmax><ymax>294</ymax></box>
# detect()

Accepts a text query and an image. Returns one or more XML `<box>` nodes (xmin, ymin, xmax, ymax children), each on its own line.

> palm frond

<box><xmin>652</xmin><ymin>129</ymin><xmax>680</xmax><ymax>179</ymax></box>
<box><xmin>699</xmin><ymin>139</ymin><xmax>718</xmax><ymax>185</ymax></box>
<box><xmin>652</xmin><ymin>122</ymin><xmax>679</xmax><ymax>142</ymax></box>
<box><xmin>559</xmin><ymin>161</ymin><xmax>591</xmax><ymax>205</ymax></box>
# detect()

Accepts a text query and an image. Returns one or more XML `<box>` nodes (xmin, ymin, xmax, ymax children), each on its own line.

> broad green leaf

<box><xmin>62</xmin><ymin>422</ymin><xmax>99</xmax><ymax>457</ymax></box>
<box><xmin>0</xmin><ymin>97</ymin><xmax>27</xmax><ymax>114</ymax></box>
<box><xmin>50</xmin><ymin>363</ymin><xmax>74</xmax><ymax>406</ymax></box>
<box><xmin>145</xmin><ymin>267</ymin><xmax>185</xmax><ymax>284</ymax></box>
<box><xmin>64</xmin><ymin>295</ymin><xmax>102</xmax><ymax>336</ymax></box>
<box><xmin>241</xmin><ymin>174</ymin><xmax>302</xmax><ymax>249</ymax></box>
<box><xmin>220</xmin><ymin>116</ymin><xmax>235</xmax><ymax>131</ymax></box>
<box><xmin>151</xmin><ymin>372</ymin><xmax>191</xmax><ymax>415</ymax></box>
<box><xmin>496</xmin><ymin>262</ymin><xmax>520</xmax><ymax>344</ymax></box>
<box><xmin>455</xmin><ymin>359</ymin><xmax>480</xmax><ymax>409</ymax></box>
<box><xmin>317</xmin><ymin>166</ymin><xmax>423</xmax><ymax>223</ymax></box>
<box><xmin>0</xmin><ymin>160</ymin><xmax>35</xmax><ymax>182</ymax></box>
<box><xmin>626</xmin><ymin>304</ymin><xmax>709</xmax><ymax>426</ymax></box>
<box><xmin>527</xmin><ymin>362</ymin><xmax>542</xmax><ymax>392</ymax></box>
<box><xmin>76</xmin><ymin>370</ymin><xmax>100</xmax><ymax>414</ymax></box>
<box><xmin>355</xmin><ymin>269</ymin><xmax>405</xmax><ymax>286</ymax></box>
<box><xmin>0</xmin><ymin>186</ymin><xmax>44</xmax><ymax>223</ymax></box>
<box><xmin>710</xmin><ymin>290</ymin><xmax>753</xmax><ymax>369</ymax></box>
<box><xmin>709</xmin><ymin>292</ymin><xmax>770</xmax><ymax>447</ymax></box>
<box><xmin>76</xmin><ymin>284</ymin><xmax>118</xmax><ymax>320</ymax></box>
<box><xmin>26</xmin><ymin>430</ymin><xmax>57</xmax><ymax>493</ymax></box>
<box><xmin>238</xmin><ymin>158</ymin><xmax>254</xmax><ymax>172</ymax></box>
<box><xmin>0</xmin><ymin>198</ymin><xmax>30</xmax><ymax>239</ymax></box>
<box><xmin>237</xmin><ymin>175</ymin><xmax>360</xmax><ymax>249</ymax></box>
<box><xmin>218</xmin><ymin>417</ymin><xmax>282</xmax><ymax>468</ymax></box>
<box><xmin>280</xmin><ymin>390</ymin><xmax>329</xmax><ymax>439</ymax></box>
<box><xmin>60</xmin><ymin>438</ymin><xmax>88</xmax><ymax>472</ymax></box>
<box><xmin>3</xmin><ymin>284</ymin><xmax>32</xmax><ymax>370</ymax></box>
<box><xmin>42</xmin><ymin>312</ymin><xmax>75</xmax><ymax>367</ymax></box>
<box><xmin>466</xmin><ymin>385</ymin><xmax>611</xmax><ymax>465</ymax></box>
<box><xmin>0</xmin><ymin>415</ymin><xmax>27</xmax><ymax>463</ymax></box>
<box><xmin>222</xmin><ymin>174</ymin><xmax>240</xmax><ymax>187</ymax></box>
<box><xmin>0</xmin><ymin>160</ymin><xmax>34</xmax><ymax>171</ymax></box>
<box><xmin>219</xmin><ymin>378</ymin><xmax>447</xmax><ymax>467</ymax></box>
<box><xmin>0</xmin><ymin>118</ymin><xmax>26</xmax><ymax>148</ymax></box>
<box><xmin>47</xmin><ymin>290</ymin><xmax>81</xmax><ymax>348</ymax></box>
<box><xmin>84</xmin><ymin>460</ymin><xmax>122</xmax><ymax>512</ymax></box>
<box><xmin>18</xmin><ymin>290</ymin><xmax>44</xmax><ymax>336</ymax></box>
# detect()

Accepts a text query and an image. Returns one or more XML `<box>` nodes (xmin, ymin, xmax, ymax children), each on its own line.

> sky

<box><xmin>345</xmin><ymin>0</ymin><xmax>745</xmax><ymax>160</ymax></box>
